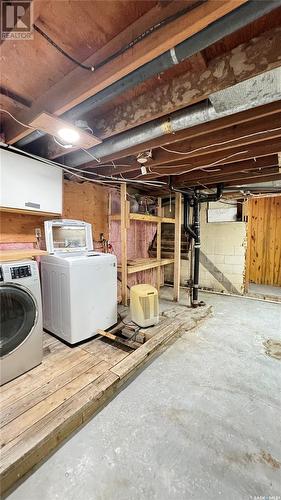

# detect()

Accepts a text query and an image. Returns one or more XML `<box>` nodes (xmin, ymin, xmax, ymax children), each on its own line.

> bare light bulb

<box><xmin>57</xmin><ymin>128</ymin><xmax>80</xmax><ymax>144</ymax></box>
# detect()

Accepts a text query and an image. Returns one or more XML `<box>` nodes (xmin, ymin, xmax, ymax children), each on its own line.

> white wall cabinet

<box><xmin>0</xmin><ymin>148</ymin><xmax>63</xmax><ymax>214</ymax></box>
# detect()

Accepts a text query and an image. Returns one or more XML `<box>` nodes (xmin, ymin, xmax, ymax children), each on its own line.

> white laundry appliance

<box><xmin>0</xmin><ymin>260</ymin><xmax>43</xmax><ymax>385</ymax></box>
<box><xmin>41</xmin><ymin>219</ymin><xmax>117</xmax><ymax>344</ymax></box>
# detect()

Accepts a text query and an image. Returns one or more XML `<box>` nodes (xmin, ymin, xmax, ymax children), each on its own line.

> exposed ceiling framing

<box><xmin>1</xmin><ymin>0</ymin><xmax>281</xmax><ymax>195</ymax></box>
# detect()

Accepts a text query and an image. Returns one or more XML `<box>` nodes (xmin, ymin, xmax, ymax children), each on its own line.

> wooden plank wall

<box><xmin>0</xmin><ymin>181</ymin><xmax>109</xmax><ymax>247</ymax></box>
<box><xmin>246</xmin><ymin>195</ymin><xmax>281</xmax><ymax>286</ymax></box>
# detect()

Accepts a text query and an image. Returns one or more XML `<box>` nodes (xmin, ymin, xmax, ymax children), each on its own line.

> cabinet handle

<box><xmin>25</xmin><ymin>202</ymin><xmax>41</xmax><ymax>209</ymax></box>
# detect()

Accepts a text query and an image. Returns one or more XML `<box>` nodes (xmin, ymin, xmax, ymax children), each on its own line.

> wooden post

<box><xmin>173</xmin><ymin>192</ymin><xmax>182</xmax><ymax>301</ymax></box>
<box><xmin>156</xmin><ymin>197</ymin><xmax>162</xmax><ymax>291</ymax></box>
<box><xmin>120</xmin><ymin>183</ymin><xmax>128</xmax><ymax>305</ymax></box>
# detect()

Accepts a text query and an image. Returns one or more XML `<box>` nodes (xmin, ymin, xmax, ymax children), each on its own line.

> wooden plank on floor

<box><xmin>0</xmin><ymin>347</ymin><xmax>90</xmax><ymax>409</ymax></box>
<box><xmin>81</xmin><ymin>337</ymin><xmax>131</xmax><ymax>366</ymax></box>
<box><xmin>0</xmin><ymin>371</ymin><xmax>119</xmax><ymax>495</ymax></box>
<box><xmin>42</xmin><ymin>333</ymin><xmax>59</xmax><ymax>349</ymax></box>
<box><xmin>0</xmin><ymin>361</ymin><xmax>110</xmax><ymax>448</ymax></box>
<box><xmin>1</xmin><ymin>355</ymin><xmax>100</xmax><ymax>427</ymax></box>
<box><xmin>111</xmin><ymin>318</ymin><xmax>182</xmax><ymax>379</ymax></box>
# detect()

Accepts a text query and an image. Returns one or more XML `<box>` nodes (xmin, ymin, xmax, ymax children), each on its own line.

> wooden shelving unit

<box><xmin>111</xmin><ymin>183</ymin><xmax>182</xmax><ymax>305</ymax></box>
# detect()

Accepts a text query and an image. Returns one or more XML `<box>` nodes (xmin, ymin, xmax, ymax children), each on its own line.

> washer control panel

<box><xmin>10</xmin><ymin>265</ymin><xmax>32</xmax><ymax>279</ymax></box>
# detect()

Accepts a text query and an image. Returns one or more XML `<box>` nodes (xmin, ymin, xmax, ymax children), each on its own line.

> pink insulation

<box><xmin>109</xmin><ymin>189</ymin><xmax>162</xmax><ymax>289</ymax></box>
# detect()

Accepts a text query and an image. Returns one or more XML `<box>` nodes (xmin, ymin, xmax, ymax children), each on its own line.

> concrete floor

<box><xmin>248</xmin><ymin>283</ymin><xmax>281</xmax><ymax>300</ymax></box>
<box><xmin>7</xmin><ymin>290</ymin><xmax>281</xmax><ymax>500</ymax></box>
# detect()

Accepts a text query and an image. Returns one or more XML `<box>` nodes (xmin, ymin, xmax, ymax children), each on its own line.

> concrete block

<box><xmin>234</xmin><ymin>245</ymin><xmax>246</xmax><ymax>256</ymax></box>
<box><xmin>213</xmin><ymin>254</ymin><xmax>225</xmax><ymax>264</ymax></box>
<box><xmin>224</xmin><ymin>255</ymin><xmax>245</xmax><ymax>265</ymax></box>
<box><xmin>219</xmin><ymin>264</ymin><xmax>234</xmax><ymax>275</ymax></box>
<box><xmin>228</xmin><ymin>274</ymin><xmax>244</xmax><ymax>286</ymax></box>
<box><xmin>231</xmin><ymin>264</ymin><xmax>244</xmax><ymax>275</ymax></box>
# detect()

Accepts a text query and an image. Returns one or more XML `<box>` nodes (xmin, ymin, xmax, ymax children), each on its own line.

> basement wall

<box><xmin>165</xmin><ymin>201</ymin><xmax>247</xmax><ymax>294</ymax></box>
<box><xmin>0</xmin><ymin>180</ymin><xmax>109</xmax><ymax>250</ymax></box>
<box><xmin>198</xmin><ymin>203</ymin><xmax>246</xmax><ymax>294</ymax></box>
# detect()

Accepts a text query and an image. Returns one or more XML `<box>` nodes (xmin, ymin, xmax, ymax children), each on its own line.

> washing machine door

<box><xmin>0</xmin><ymin>284</ymin><xmax>37</xmax><ymax>357</ymax></box>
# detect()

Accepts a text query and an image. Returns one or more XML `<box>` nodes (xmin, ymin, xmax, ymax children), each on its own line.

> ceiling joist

<box><xmin>5</xmin><ymin>0</ymin><xmax>247</xmax><ymax>144</ymax></box>
<box><xmin>91</xmin><ymin>26</ymin><xmax>281</xmax><ymax>140</ymax></box>
<box><xmin>46</xmin><ymin>26</ymin><xmax>281</xmax><ymax>160</ymax></box>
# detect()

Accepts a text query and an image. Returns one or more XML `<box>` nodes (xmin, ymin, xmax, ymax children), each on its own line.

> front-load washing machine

<box><xmin>41</xmin><ymin>219</ymin><xmax>117</xmax><ymax>344</ymax></box>
<box><xmin>0</xmin><ymin>260</ymin><xmax>43</xmax><ymax>385</ymax></box>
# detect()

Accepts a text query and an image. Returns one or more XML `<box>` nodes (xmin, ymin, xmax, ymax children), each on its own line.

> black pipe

<box><xmin>172</xmin><ymin>182</ymin><xmax>223</xmax><ymax>307</ymax></box>
<box><xmin>16</xmin><ymin>0</ymin><xmax>280</xmax><ymax>149</ymax></box>
<box><xmin>183</xmin><ymin>194</ymin><xmax>196</xmax><ymax>240</ymax></box>
<box><xmin>192</xmin><ymin>192</ymin><xmax>201</xmax><ymax>307</ymax></box>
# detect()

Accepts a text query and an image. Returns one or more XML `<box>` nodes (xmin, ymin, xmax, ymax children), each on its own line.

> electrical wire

<box><xmin>80</xmin><ymin>146</ymin><xmax>101</xmax><ymax>163</ymax></box>
<box><xmin>0</xmin><ymin>143</ymin><xmax>167</xmax><ymax>188</ymax></box>
<box><xmin>159</xmin><ymin>126</ymin><xmax>281</xmax><ymax>157</ymax></box>
<box><xmin>0</xmin><ymin>109</ymin><xmax>35</xmax><ymax>129</ymax></box>
<box><xmin>33</xmin><ymin>24</ymin><xmax>95</xmax><ymax>71</ymax></box>
<box><xmin>32</xmin><ymin>1</ymin><xmax>203</xmax><ymax>72</ymax></box>
<box><xmin>128</xmin><ymin>151</ymin><xmax>250</xmax><ymax>181</ymax></box>
<box><xmin>2</xmin><ymin>109</ymin><xmax>278</xmax><ymax>191</ymax></box>
<box><xmin>53</xmin><ymin>136</ymin><xmax>73</xmax><ymax>149</ymax></box>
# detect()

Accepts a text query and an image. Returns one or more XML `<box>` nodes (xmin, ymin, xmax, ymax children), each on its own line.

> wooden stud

<box><xmin>120</xmin><ymin>183</ymin><xmax>128</xmax><ymax>305</ymax></box>
<box><xmin>156</xmin><ymin>197</ymin><xmax>162</xmax><ymax>291</ymax></box>
<box><xmin>173</xmin><ymin>193</ymin><xmax>182</xmax><ymax>301</ymax></box>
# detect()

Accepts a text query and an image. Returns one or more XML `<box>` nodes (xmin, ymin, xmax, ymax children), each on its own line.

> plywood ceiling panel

<box><xmin>1</xmin><ymin>0</ymin><xmax>156</xmax><ymax>103</ymax></box>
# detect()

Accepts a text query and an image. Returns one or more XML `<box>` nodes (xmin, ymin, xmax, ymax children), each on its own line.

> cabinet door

<box><xmin>0</xmin><ymin>149</ymin><xmax>62</xmax><ymax>214</ymax></box>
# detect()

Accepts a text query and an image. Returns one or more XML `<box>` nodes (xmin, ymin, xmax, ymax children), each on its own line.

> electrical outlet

<box><xmin>35</xmin><ymin>228</ymin><xmax>41</xmax><ymax>238</ymax></box>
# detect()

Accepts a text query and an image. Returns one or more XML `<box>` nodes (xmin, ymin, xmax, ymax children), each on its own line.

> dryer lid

<box><xmin>44</xmin><ymin>219</ymin><xmax>93</xmax><ymax>254</ymax></box>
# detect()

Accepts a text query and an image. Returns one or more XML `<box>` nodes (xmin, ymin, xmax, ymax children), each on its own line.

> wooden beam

<box><xmin>88</xmin><ymin>26</ymin><xmax>281</xmax><ymax>139</ymax></box>
<box><xmin>126</xmin><ymin>138</ymin><xmax>281</xmax><ymax>180</ymax></box>
<box><xmin>5</xmin><ymin>0</ymin><xmax>247</xmax><ymax>144</ymax></box>
<box><xmin>172</xmin><ymin>156</ymin><xmax>278</xmax><ymax>184</ymax></box>
<box><xmin>224</xmin><ymin>172</ymin><xmax>281</xmax><ymax>187</ymax></box>
<box><xmin>136</xmin><ymin>114</ymin><xmax>281</xmax><ymax>169</ymax></box>
<box><xmin>87</xmin><ymin>104</ymin><xmax>281</xmax><ymax>176</ymax></box>
<box><xmin>173</xmin><ymin>193</ymin><xmax>182</xmax><ymax>302</ymax></box>
<box><xmin>184</xmin><ymin>166</ymin><xmax>280</xmax><ymax>187</ymax></box>
<box><xmin>120</xmin><ymin>183</ymin><xmax>128</xmax><ymax>306</ymax></box>
<box><xmin>156</xmin><ymin>198</ymin><xmax>162</xmax><ymax>292</ymax></box>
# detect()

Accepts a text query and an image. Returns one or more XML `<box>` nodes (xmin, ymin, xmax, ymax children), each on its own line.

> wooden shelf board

<box><xmin>109</xmin><ymin>213</ymin><xmax>175</xmax><ymax>223</ymax></box>
<box><xmin>118</xmin><ymin>258</ymin><xmax>174</xmax><ymax>274</ymax></box>
<box><xmin>0</xmin><ymin>207</ymin><xmax>61</xmax><ymax>217</ymax></box>
<box><xmin>0</xmin><ymin>249</ymin><xmax>48</xmax><ymax>262</ymax></box>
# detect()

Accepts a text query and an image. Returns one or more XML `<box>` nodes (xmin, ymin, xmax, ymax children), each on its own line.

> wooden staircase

<box><xmin>149</xmin><ymin>223</ymin><xmax>190</xmax><ymax>260</ymax></box>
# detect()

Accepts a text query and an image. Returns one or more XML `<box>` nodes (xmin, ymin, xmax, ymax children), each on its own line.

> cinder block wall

<box><xmin>164</xmin><ymin>201</ymin><xmax>247</xmax><ymax>294</ymax></box>
<box><xmin>199</xmin><ymin>203</ymin><xmax>247</xmax><ymax>294</ymax></box>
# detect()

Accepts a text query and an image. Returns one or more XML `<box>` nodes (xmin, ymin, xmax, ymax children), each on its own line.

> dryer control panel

<box><xmin>10</xmin><ymin>265</ymin><xmax>32</xmax><ymax>279</ymax></box>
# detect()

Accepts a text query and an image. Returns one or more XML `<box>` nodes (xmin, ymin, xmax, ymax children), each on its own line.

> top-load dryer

<box><xmin>41</xmin><ymin>219</ymin><xmax>117</xmax><ymax>344</ymax></box>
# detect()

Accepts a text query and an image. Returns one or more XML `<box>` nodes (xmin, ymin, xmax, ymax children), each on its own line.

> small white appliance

<box><xmin>41</xmin><ymin>219</ymin><xmax>117</xmax><ymax>344</ymax></box>
<box><xmin>0</xmin><ymin>260</ymin><xmax>43</xmax><ymax>386</ymax></box>
<box><xmin>130</xmin><ymin>284</ymin><xmax>159</xmax><ymax>328</ymax></box>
